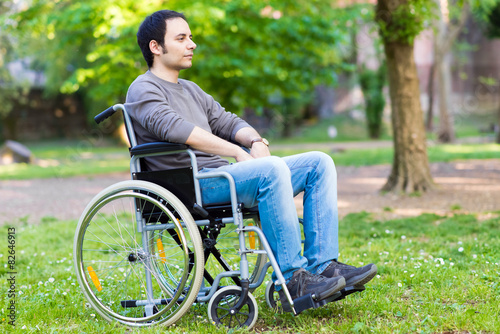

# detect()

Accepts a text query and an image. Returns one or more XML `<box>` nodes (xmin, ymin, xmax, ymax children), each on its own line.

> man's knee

<box><xmin>308</xmin><ymin>151</ymin><xmax>336</xmax><ymax>173</ymax></box>
<box><xmin>263</xmin><ymin>156</ymin><xmax>291</xmax><ymax>179</ymax></box>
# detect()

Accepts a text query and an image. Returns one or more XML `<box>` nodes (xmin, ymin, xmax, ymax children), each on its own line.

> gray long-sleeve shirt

<box><xmin>125</xmin><ymin>71</ymin><xmax>250</xmax><ymax>171</ymax></box>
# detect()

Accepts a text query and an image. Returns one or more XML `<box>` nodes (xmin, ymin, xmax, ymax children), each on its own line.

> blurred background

<box><xmin>0</xmin><ymin>0</ymin><xmax>499</xmax><ymax>178</ymax></box>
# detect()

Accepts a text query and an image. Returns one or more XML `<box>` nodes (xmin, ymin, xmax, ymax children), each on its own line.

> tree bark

<box><xmin>497</xmin><ymin>103</ymin><xmax>500</xmax><ymax>144</ymax></box>
<box><xmin>426</xmin><ymin>63</ymin><xmax>435</xmax><ymax>131</ymax></box>
<box><xmin>433</xmin><ymin>0</ymin><xmax>470</xmax><ymax>143</ymax></box>
<box><xmin>436</xmin><ymin>51</ymin><xmax>455</xmax><ymax>142</ymax></box>
<box><xmin>381</xmin><ymin>40</ymin><xmax>434</xmax><ymax>193</ymax></box>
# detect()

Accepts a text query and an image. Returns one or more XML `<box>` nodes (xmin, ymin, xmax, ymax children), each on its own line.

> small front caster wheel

<box><xmin>265</xmin><ymin>280</ymin><xmax>284</xmax><ymax>313</ymax></box>
<box><xmin>207</xmin><ymin>286</ymin><xmax>258</xmax><ymax>329</ymax></box>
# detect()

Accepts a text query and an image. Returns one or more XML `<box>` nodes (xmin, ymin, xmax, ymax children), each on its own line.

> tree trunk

<box><xmin>434</xmin><ymin>0</ymin><xmax>455</xmax><ymax>143</ymax></box>
<box><xmin>426</xmin><ymin>63</ymin><xmax>435</xmax><ymax>131</ymax></box>
<box><xmin>497</xmin><ymin>103</ymin><xmax>500</xmax><ymax>144</ymax></box>
<box><xmin>436</xmin><ymin>51</ymin><xmax>455</xmax><ymax>142</ymax></box>
<box><xmin>381</xmin><ymin>41</ymin><xmax>434</xmax><ymax>193</ymax></box>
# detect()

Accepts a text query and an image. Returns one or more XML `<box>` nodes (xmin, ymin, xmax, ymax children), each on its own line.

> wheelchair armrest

<box><xmin>130</xmin><ymin>142</ymin><xmax>189</xmax><ymax>157</ymax></box>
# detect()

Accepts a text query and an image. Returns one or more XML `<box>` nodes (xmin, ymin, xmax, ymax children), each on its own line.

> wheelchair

<box><xmin>73</xmin><ymin>104</ymin><xmax>362</xmax><ymax>329</ymax></box>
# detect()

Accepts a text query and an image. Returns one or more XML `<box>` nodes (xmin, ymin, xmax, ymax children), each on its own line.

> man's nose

<box><xmin>188</xmin><ymin>40</ymin><xmax>197</xmax><ymax>50</ymax></box>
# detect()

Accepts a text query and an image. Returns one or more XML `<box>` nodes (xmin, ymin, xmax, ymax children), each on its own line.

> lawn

<box><xmin>1</xmin><ymin>139</ymin><xmax>499</xmax><ymax>180</ymax></box>
<box><xmin>1</xmin><ymin>212</ymin><xmax>498</xmax><ymax>333</ymax></box>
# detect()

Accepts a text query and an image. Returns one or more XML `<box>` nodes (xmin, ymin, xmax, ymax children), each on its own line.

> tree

<box><xmin>376</xmin><ymin>0</ymin><xmax>435</xmax><ymax>193</ymax></box>
<box><xmin>0</xmin><ymin>1</ymin><xmax>30</xmax><ymax>141</ymax></box>
<box><xmin>430</xmin><ymin>0</ymin><xmax>470</xmax><ymax>142</ymax></box>
<box><xmin>426</xmin><ymin>0</ymin><xmax>500</xmax><ymax>142</ymax></box>
<box><xmin>483</xmin><ymin>2</ymin><xmax>500</xmax><ymax>143</ymax></box>
<box><xmin>7</xmin><ymin>0</ymin><xmax>347</xmax><ymax>130</ymax></box>
<box><xmin>359</xmin><ymin>63</ymin><xmax>387</xmax><ymax>139</ymax></box>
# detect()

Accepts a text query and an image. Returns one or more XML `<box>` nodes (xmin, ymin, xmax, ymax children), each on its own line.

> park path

<box><xmin>1</xmin><ymin>156</ymin><xmax>499</xmax><ymax>225</ymax></box>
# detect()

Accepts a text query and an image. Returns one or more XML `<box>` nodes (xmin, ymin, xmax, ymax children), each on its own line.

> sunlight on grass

<box><xmin>438</xmin><ymin>143</ymin><xmax>500</xmax><ymax>154</ymax></box>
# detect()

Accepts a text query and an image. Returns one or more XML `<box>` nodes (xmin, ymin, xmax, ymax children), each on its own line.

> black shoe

<box><xmin>320</xmin><ymin>260</ymin><xmax>377</xmax><ymax>287</ymax></box>
<box><xmin>285</xmin><ymin>268</ymin><xmax>346</xmax><ymax>301</ymax></box>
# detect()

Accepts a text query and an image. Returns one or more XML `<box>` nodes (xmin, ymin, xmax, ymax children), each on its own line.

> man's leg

<box><xmin>199</xmin><ymin>155</ymin><xmax>347</xmax><ymax>301</ymax></box>
<box><xmin>283</xmin><ymin>152</ymin><xmax>377</xmax><ymax>287</ymax></box>
<box><xmin>282</xmin><ymin>151</ymin><xmax>339</xmax><ymax>274</ymax></box>
<box><xmin>199</xmin><ymin>156</ymin><xmax>307</xmax><ymax>281</ymax></box>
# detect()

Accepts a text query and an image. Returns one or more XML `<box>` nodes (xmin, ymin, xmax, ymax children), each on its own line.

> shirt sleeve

<box><xmin>125</xmin><ymin>80</ymin><xmax>195</xmax><ymax>144</ymax></box>
<box><xmin>202</xmin><ymin>91</ymin><xmax>251</xmax><ymax>142</ymax></box>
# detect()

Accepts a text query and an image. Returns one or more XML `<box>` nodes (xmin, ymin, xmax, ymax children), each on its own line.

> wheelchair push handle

<box><xmin>94</xmin><ymin>106</ymin><xmax>117</xmax><ymax>124</ymax></box>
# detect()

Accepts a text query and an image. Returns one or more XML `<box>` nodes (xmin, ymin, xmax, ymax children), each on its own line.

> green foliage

<box><xmin>376</xmin><ymin>0</ymin><xmax>437</xmax><ymax>45</ymax></box>
<box><xmin>358</xmin><ymin>63</ymin><xmax>387</xmax><ymax>139</ymax></box>
<box><xmin>482</xmin><ymin>1</ymin><xmax>500</xmax><ymax>37</ymax></box>
<box><xmin>6</xmin><ymin>0</ymin><xmax>358</xmax><ymax>121</ymax></box>
<box><xmin>0</xmin><ymin>2</ymin><xmax>30</xmax><ymax>126</ymax></box>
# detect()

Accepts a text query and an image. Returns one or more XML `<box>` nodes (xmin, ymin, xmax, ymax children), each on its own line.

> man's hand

<box><xmin>235</xmin><ymin>149</ymin><xmax>254</xmax><ymax>162</ymax></box>
<box><xmin>250</xmin><ymin>142</ymin><xmax>271</xmax><ymax>159</ymax></box>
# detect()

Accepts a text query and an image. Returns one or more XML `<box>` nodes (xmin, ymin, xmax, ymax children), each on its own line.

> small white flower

<box><xmin>41</xmin><ymin>252</ymin><xmax>46</xmax><ymax>256</ymax></box>
<box><xmin>410</xmin><ymin>274</ymin><xmax>415</xmax><ymax>278</ymax></box>
<box><xmin>48</xmin><ymin>277</ymin><xmax>55</xmax><ymax>283</ymax></box>
<box><xmin>458</xmin><ymin>247</ymin><xmax>464</xmax><ymax>252</ymax></box>
<box><xmin>91</xmin><ymin>314</ymin><xmax>95</xmax><ymax>317</ymax></box>
<box><xmin>398</xmin><ymin>283</ymin><xmax>402</xmax><ymax>287</ymax></box>
<box><xmin>473</xmin><ymin>254</ymin><xmax>477</xmax><ymax>259</ymax></box>
<box><xmin>458</xmin><ymin>241</ymin><xmax>462</xmax><ymax>245</ymax></box>
<box><xmin>22</xmin><ymin>325</ymin><xmax>27</xmax><ymax>329</ymax></box>
<box><xmin>450</xmin><ymin>262</ymin><xmax>454</xmax><ymax>266</ymax></box>
<box><xmin>401</xmin><ymin>235</ymin><xmax>406</xmax><ymax>239</ymax></box>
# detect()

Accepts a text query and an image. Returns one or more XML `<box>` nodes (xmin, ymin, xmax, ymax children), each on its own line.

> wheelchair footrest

<box><xmin>279</xmin><ymin>285</ymin><xmax>365</xmax><ymax>315</ymax></box>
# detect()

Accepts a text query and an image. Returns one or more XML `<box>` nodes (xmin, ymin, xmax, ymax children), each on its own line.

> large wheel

<box><xmin>207</xmin><ymin>286</ymin><xmax>258</xmax><ymax>330</ymax></box>
<box><xmin>202</xmin><ymin>215</ymin><xmax>267</xmax><ymax>290</ymax></box>
<box><xmin>73</xmin><ymin>180</ymin><xmax>204</xmax><ymax>327</ymax></box>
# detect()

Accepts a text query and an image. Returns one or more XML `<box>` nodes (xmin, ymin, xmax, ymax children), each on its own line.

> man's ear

<box><xmin>149</xmin><ymin>40</ymin><xmax>162</xmax><ymax>56</ymax></box>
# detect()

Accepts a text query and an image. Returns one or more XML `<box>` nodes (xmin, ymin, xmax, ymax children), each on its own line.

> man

<box><xmin>125</xmin><ymin>9</ymin><xmax>377</xmax><ymax>304</ymax></box>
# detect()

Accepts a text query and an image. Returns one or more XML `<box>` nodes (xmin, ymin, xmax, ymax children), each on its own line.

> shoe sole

<box><xmin>345</xmin><ymin>264</ymin><xmax>377</xmax><ymax>287</ymax></box>
<box><xmin>316</xmin><ymin>276</ymin><xmax>346</xmax><ymax>301</ymax></box>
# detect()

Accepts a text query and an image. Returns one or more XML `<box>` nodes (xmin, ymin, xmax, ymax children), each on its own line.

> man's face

<box><xmin>156</xmin><ymin>17</ymin><xmax>196</xmax><ymax>71</ymax></box>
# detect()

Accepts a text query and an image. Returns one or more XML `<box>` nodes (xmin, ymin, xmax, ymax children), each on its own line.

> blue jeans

<box><xmin>198</xmin><ymin>151</ymin><xmax>339</xmax><ymax>281</ymax></box>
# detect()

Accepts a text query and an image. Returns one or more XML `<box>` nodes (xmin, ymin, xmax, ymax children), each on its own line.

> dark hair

<box><xmin>137</xmin><ymin>10</ymin><xmax>188</xmax><ymax>68</ymax></box>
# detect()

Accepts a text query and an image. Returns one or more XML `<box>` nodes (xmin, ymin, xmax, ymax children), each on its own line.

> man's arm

<box><xmin>185</xmin><ymin>126</ymin><xmax>253</xmax><ymax>162</ymax></box>
<box><xmin>186</xmin><ymin>126</ymin><xmax>271</xmax><ymax>162</ymax></box>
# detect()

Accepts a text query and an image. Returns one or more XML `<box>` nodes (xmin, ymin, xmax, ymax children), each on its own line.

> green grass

<box><xmin>270</xmin><ymin>113</ymin><xmax>393</xmax><ymax>144</ymax></box>
<box><xmin>2</xmin><ymin>138</ymin><xmax>499</xmax><ymax>180</ymax></box>
<box><xmin>1</xmin><ymin>212</ymin><xmax>499</xmax><ymax>333</ymax></box>
<box><xmin>273</xmin><ymin>143</ymin><xmax>500</xmax><ymax>167</ymax></box>
<box><xmin>272</xmin><ymin>111</ymin><xmax>497</xmax><ymax>145</ymax></box>
<box><xmin>0</xmin><ymin>140</ymin><xmax>130</xmax><ymax>180</ymax></box>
